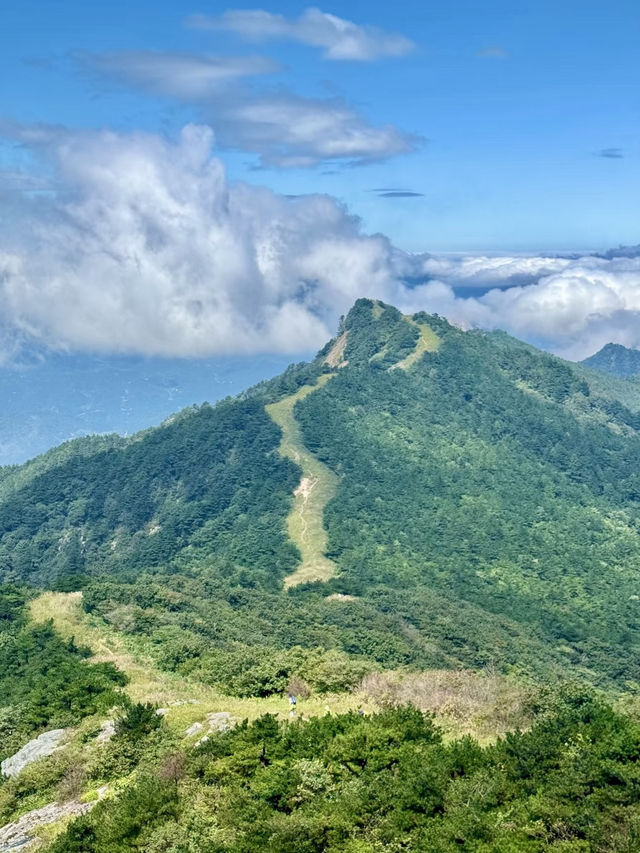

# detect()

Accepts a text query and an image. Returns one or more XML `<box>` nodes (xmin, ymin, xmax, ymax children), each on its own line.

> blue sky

<box><xmin>0</xmin><ymin>2</ymin><xmax>639</xmax><ymax>367</ymax></box>
<box><xmin>2</xmin><ymin>0</ymin><xmax>638</xmax><ymax>252</ymax></box>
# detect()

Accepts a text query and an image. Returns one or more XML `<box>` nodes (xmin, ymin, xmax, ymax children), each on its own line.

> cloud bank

<box><xmin>0</xmin><ymin>123</ymin><xmax>639</xmax><ymax>363</ymax></box>
<box><xmin>0</xmin><ymin>124</ymin><xmax>412</xmax><ymax>358</ymax></box>
<box><xmin>407</xmin><ymin>255</ymin><xmax>640</xmax><ymax>360</ymax></box>
<box><xmin>187</xmin><ymin>8</ymin><xmax>415</xmax><ymax>61</ymax></box>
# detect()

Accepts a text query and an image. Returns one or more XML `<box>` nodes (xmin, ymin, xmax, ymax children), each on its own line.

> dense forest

<box><xmin>0</xmin><ymin>587</ymin><xmax>126</xmax><ymax>759</ymax></box>
<box><xmin>5</xmin><ymin>299</ymin><xmax>640</xmax><ymax>849</ymax></box>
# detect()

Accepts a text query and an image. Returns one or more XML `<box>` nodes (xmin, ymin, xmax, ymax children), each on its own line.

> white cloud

<box><xmin>0</xmin><ymin>124</ymin><xmax>409</xmax><ymax>358</ymax></box>
<box><xmin>1</xmin><ymin>122</ymin><xmax>639</xmax><ymax>363</ymax></box>
<box><xmin>211</xmin><ymin>91</ymin><xmax>417</xmax><ymax>167</ymax></box>
<box><xmin>413</xmin><ymin>254</ymin><xmax>640</xmax><ymax>360</ymax></box>
<box><xmin>420</xmin><ymin>255</ymin><xmax>574</xmax><ymax>288</ymax></box>
<box><xmin>79</xmin><ymin>51</ymin><xmax>281</xmax><ymax>98</ymax></box>
<box><xmin>78</xmin><ymin>51</ymin><xmax>417</xmax><ymax>167</ymax></box>
<box><xmin>477</xmin><ymin>256</ymin><xmax>640</xmax><ymax>359</ymax></box>
<box><xmin>187</xmin><ymin>8</ymin><xmax>415</xmax><ymax>61</ymax></box>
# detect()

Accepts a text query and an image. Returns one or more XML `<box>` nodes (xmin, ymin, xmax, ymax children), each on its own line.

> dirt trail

<box><xmin>391</xmin><ymin>321</ymin><xmax>440</xmax><ymax>370</ymax></box>
<box><xmin>266</xmin><ymin>374</ymin><xmax>339</xmax><ymax>587</ymax></box>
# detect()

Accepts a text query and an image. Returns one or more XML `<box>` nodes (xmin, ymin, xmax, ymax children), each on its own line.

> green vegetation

<box><xmin>581</xmin><ymin>342</ymin><xmax>640</xmax><ymax>378</ymax></box>
<box><xmin>46</xmin><ymin>693</ymin><xmax>640</xmax><ymax>852</ymax></box>
<box><xmin>7</xmin><ymin>299</ymin><xmax>640</xmax><ymax>846</ymax></box>
<box><xmin>0</xmin><ymin>586</ymin><xmax>126</xmax><ymax>761</ymax></box>
<box><xmin>4</xmin><ymin>299</ymin><xmax>640</xmax><ymax>693</ymax></box>
<box><xmin>391</xmin><ymin>319</ymin><xmax>440</xmax><ymax>369</ymax></box>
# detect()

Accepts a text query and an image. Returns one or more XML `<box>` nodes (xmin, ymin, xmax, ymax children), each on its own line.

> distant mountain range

<box><xmin>581</xmin><ymin>342</ymin><xmax>640</xmax><ymax>378</ymax></box>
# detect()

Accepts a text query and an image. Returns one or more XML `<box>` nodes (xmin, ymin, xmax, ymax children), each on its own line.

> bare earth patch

<box><xmin>324</xmin><ymin>331</ymin><xmax>348</xmax><ymax>368</ymax></box>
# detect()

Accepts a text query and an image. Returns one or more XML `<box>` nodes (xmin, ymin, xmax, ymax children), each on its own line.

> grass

<box><xmin>391</xmin><ymin>321</ymin><xmax>440</xmax><ymax>370</ymax></box>
<box><xmin>28</xmin><ymin>592</ymin><xmax>369</xmax><ymax>734</ymax></box>
<box><xmin>266</xmin><ymin>374</ymin><xmax>339</xmax><ymax>588</ymax></box>
<box><xmin>27</xmin><ymin>592</ymin><xmax>536</xmax><ymax>749</ymax></box>
<box><xmin>359</xmin><ymin>669</ymin><xmax>533</xmax><ymax>745</ymax></box>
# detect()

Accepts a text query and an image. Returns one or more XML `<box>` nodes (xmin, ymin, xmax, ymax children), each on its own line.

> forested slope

<box><xmin>7</xmin><ymin>300</ymin><xmax>640</xmax><ymax>850</ymax></box>
<box><xmin>582</xmin><ymin>342</ymin><xmax>640</xmax><ymax>378</ymax></box>
<box><xmin>3</xmin><ymin>300</ymin><xmax>640</xmax><ymax>691</ymax></box>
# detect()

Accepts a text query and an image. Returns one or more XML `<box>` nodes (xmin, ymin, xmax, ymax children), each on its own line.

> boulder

<box><xmin>1</xmin><ymin>730</ymin><xmax>66</xmax><ymax>779</ymax></box>
<box><xmin>0</xmin><ymin>799</ymin><xmax>93</xmax><ymax>852</ymax></box>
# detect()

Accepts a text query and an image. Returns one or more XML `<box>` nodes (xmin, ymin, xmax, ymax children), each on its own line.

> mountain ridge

<box><xmin>2</xmin><ymin>299</ymin><xmax>640</xmax><ymax>691</ymax></box>
<box><xmin>581</xmin><ymin>341</ymin><xmax>640</xmax><ymax>378</ymax></box>
<box><xmin>7</xmin><ymin>299</ymin><xmax>640</xmax><ymax>849</ymax></box>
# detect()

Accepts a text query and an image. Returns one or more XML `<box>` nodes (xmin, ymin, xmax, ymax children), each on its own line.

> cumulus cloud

<box><xmin>187</xmin><ymin>8</ymin><xmax>415</xmax><ymax>61</ymax></box>
<box><xmin>78</xmin><ymin>51</ymin><xmax>280</xmax><ymax>98</ymax></box>
<box><xmin>0</xmin><ymin>123</ymin><xmax>415</xmax><ymax>359</ymax></box>
<box><xmin>79</xmin><ymin>50</ymin><xmax>417</xmax><ymax>168</ymax></box>
<box><xmin>1</xmin><ymin>122</ymin><xmax>639</xmax><ymax>363</ymax></box>
<box><xmin>413</xmin><ymin>255</ymin><xmax>640</xmax><ymax>359</ymax></box>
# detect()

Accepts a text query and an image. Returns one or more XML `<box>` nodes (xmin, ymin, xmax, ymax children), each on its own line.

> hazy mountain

<box><xmin>0</xmin><ymin>351</ymin><xmax>301</xmax><ymax>465</ymax></box>
<box><xmin>581</xmin><ymin>342</ymin><xmax>640</xmax><ymax>378</ymax></box>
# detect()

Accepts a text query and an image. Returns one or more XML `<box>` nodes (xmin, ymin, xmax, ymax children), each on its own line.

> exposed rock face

<box><xmin>207</xmin><ymin>712</ymin><xmax>232</xmax><ymax>732</ymax></box>
<box><xmin>1</xmin><ymin>730</ymin><xmax>66</xmax><ymax>779</ymax></box>
<box><xmin>0</xmin><ymin>800</ymin><xmax>93</xmax><ymax>852</ymax></box>
<box><xmin>185</xmin><ymin>721</ymin><xmax>204</xmax><ymax>737</ymax></box>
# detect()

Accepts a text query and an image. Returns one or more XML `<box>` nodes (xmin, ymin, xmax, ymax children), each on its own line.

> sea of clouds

<box><xmin>0</xmin><ymin>123</ymin><xmax>638</xmax><ymax>363</ymax></box>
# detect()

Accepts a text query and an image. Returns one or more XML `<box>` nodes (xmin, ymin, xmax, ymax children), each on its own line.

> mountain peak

<box><xmin>581</xmin><ymin>342</ymin><xmax>640</xmax><ymax>378</ymax></box>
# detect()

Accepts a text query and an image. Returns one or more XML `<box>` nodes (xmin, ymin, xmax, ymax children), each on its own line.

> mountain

<box><xmin>581</xmin><ymin>341</ymin><xmax>640</xmax><ymax>378</ymax></box>
<box><xmin>7</xmin><ymin>299</ymin><xmax>640</xmax><ymax>849</ymax></box>
<box><xmin>0</xmin><ymin>351</ymin><xmax>299</xmax><ymax>465</ymax></box>
<box><xmin>3</xmin><ymin>298</ymin><xmax>640</xmax><ymax>689</ymax></box>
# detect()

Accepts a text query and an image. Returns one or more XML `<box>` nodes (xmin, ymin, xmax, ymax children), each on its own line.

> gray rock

<box><xmin>0</xmin><ymin>799</ymin><xmax>94</xmax><ymax>852</ymax></box>
<box><xmin>185</xmin><ymin>721</ymin><xmax>204</xmax><ymax>737</ymax></box>
<box><xmin>206</xmin><ymin>712</ymin><xmax>232</xmax><ymax>733</ymax></box>
<box><xmin>1</xmin><ymin>730</ymin><xmax>66</xmax><ymax>779</ymax></box>
<box><xmin>95</xmin><ymin>720</ymin><xmax>115</xmax><ymax>744</ymax></box>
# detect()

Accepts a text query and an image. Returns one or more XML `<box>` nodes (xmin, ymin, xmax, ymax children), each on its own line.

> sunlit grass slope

<box><xmin>266</xmin><ymin>374</ymin><xmax>339</xmax><ymax>587</ymax></box>
<box><xmin>28</xmin><ymin>592</ymin><xmax>370</xmax><ymax>732</ymax></box>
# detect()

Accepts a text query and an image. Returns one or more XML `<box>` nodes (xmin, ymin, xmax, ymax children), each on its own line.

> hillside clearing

<box><xmin>28</xmin><ymin>592</ymin><xmax>369</xmax><ymax>731</ymax></box>
<box><xmin>391</xmin><ymin>320</ymin><xmax>440</xmax><ymax>370</ymax></box>
<box><xmin>266</xmin><ymin>374</ymin><xmax>339</xmax><ymax>587</ymax></box>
